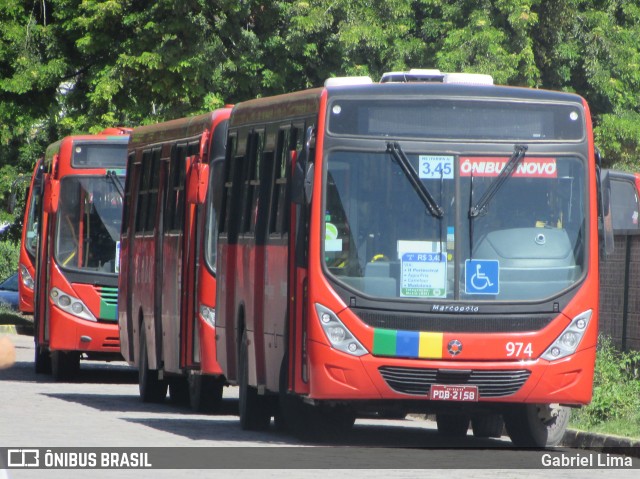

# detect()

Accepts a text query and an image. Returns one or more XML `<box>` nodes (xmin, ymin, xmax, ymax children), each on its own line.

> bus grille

<box><xmin>378</xmin><ymin>366</ymin><xmax>531</xmax><ymax>398</ymax></box>
<box><xmin>97</xmin><ymin>286</ymin><xmax>118</xmax><ymax>322</ymax></box>
<box><xmin>102</xmin><ymin>336</ymin><xmax>120</xmax><ymax>349</ymax></box>
<box><xmin>354</xmin><ymin>309</ymin><xmax>553</xmax><ymax>333</ymax></box>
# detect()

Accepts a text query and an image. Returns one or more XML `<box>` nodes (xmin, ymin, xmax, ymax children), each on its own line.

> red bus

<box><xmin>33</xmin><ymin>128</ymin><xmax>129</xmax><ymax>380</ymax></box>
<box><xmin>215</xmin><ymin>71</ymin><xmax>612</xmax><ymax>446</ymax></box>
<box><xmin>18</xmin><ymin>159</ymin><xmax>43</xmax><ymax>313</ymax></box>
<box><xmin>118</xmin><ymin>109</ymin><xmax>231</xmax><ymax>410</ymax></box>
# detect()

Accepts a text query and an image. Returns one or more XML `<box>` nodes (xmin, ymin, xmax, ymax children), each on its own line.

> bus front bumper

<box><xmin>306</xmin><ymin>339</ymin><xmax>596</xmax><ymax>406</ymax></box>
<box><xmin>49</xmin><ymin>309</ymin><xmax>120</xmax><ymax>353</ymax></box>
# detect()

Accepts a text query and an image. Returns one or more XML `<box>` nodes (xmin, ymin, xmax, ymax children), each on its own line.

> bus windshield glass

<box><xmin>24</xmin><ymin>188</ymin><xmax>41</xmax><ymax>257</ymax></box>
<box><xmin>55</xmin><ymin>175</ymin><xmax>124</xmax><ymax>274</ymax></box>
<box><xmin>323</xmin><ymin>150</ymin><xmax>586</xmax><ymax>302</ymax></box>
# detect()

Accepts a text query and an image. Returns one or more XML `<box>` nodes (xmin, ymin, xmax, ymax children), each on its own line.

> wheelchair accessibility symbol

<box><xmin>465</xmin><ymin>260</ymin><xmax>499</xmax><ymax>295</ymax></box>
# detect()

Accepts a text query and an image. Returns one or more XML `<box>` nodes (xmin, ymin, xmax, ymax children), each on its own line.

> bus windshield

<box><xmin>323</xmin><ymin>149</ymin><xmax>586</xmax><ymax>302</ymax></box>
<box><xmin>55</xmin><ymin>175</ymin><xmax>124</xmax><ymax>274</ymax></box>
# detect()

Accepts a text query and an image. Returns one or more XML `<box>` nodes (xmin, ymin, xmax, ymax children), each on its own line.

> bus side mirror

<box><xmin>43</xmin><ymin>177</ymin><xmax>60</xmax><ymax>214</ymax></box>
<box><xmin>598</xmin><ymin>167</ymin><xmax>614</xmax><ymax>257</ymax></box>
<box><xmin>186</xmin><ymin>162</ymin><xmax>210</xmax><ymax>205</ymax></box>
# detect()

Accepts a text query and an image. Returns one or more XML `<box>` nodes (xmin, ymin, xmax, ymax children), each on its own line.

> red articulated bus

<box><xmin>118</xmin><ymin>109</ymin><xmax>231</xmax><ymax>410</ymax></box>
<box><xmin>33</xmin><ymin>128</ymin><xmax>129</xmax><ymax>380</ymax></box>
<box><xmin>215</xmin><ymin>70</ymin><xmax>613</xmax><ymax>446</ymax></box>
<box><xmin>18</xmin><ymin>159</ymin><xmax>43</xmax><ymax>313</ymax></box>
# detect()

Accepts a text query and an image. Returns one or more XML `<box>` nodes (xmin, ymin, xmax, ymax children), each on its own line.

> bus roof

<box><xmin>324</xmin><ymin>82</ymin><xmax>585</xmax><ymax>104</ymax></box>
<box><xmin>230</xmin><ymin>83</ymin><xmax>585</xmax><ymax>128</ymax></box>
<box><xmin>43</xmin><ymin>134</ymin><xmax>129</xmax><ymax>171</ymax></box>
<box><xmin>128</xmin><ymin>108</ymin><xmax>232</xmax><ymax>151</ymax></box>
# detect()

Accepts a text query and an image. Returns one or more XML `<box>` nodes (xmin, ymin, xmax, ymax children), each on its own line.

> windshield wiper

<box><xmin>469</xmin><ymin>144</ymin><xmax>528</xmax><ymax>218</ymax></box>
<box><xmin>386</xmin><ymin>141</ymin><xmax>443</xmax><ymax>218</ymax></box>
<box><xmin>106</xmin><ymin>170</ymin><xmax>124</xmax><ymax>198</ymax></box>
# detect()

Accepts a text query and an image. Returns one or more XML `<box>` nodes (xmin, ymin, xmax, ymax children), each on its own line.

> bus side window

<box><xmin>270</xmin><ymin>128</ymin><xmax>295</xmax><ymax>236</ymax></box>
<box><xmin>219</xmin><ymin>135</ymin><xmax>236</xmax><ymax>236</ymax></box>
<box><xmin>122</xmin><ymin>151</ymin><xmax>135</xmax><ymax>237</ymax></box>
<box><xmin>145</xmin><ymin>148</ymin><xmax>162</xmax><ymax>232</ymax></box>
<box><xmin>241</xmin><ymin>131</ymin><xmax>264</xmax><ymax>235</ymax></box>
<box><xmin>135</xmin><ymin>151</ymin><xmax>152</xmax><ymax>234</ymax></box>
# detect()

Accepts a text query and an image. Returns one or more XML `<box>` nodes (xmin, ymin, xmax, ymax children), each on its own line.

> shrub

<box><xmin>0</xmin><ymin>240</ymin><xmax>19</xmax><ymax>280</ymax></box>
<box><xmin>571</xmin><ymin>335</ymin><xmax>640</xmax><ymax>428</ymax></box>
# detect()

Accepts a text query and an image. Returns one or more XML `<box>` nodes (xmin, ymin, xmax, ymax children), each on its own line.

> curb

<box><xmin>561</xmin><ymin>429</ymin><xmax>640</xmax><ymax>457</ymax></box>
<box><xmin>408</xmin><ymin>415</ymin><xmax>640</xmax><ymax>457</ymax></box>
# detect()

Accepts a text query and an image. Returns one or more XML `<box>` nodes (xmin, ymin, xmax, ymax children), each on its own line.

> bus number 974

<box><xmin>505</xmin><ymin>341</ymin><xmax>533</xmax><ymax>358</ymax></box>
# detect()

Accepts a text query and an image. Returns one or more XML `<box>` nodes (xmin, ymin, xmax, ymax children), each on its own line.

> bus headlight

<box><xmin>50</xmin><ymin>287</ymin><xmax>97</xmax><ymax>322</ymax></box>
<box><xmin>19</xmin><ymin>264</ymin><xmax>34</xmax><ymax>290</ymax></box>
<box><xmin>315</xmin><ymin>304</ymin><xmax>368</xmax><ymax>357</ymax></box>
<box><xmin>199</xmin><ymin>304</ymin><xmax>215</xmax><ymax>327</ymax></box>
<box><xmin>541</xmin><ymin>309</ymin><xmax>591</xmax><ymax>361</ymax></box>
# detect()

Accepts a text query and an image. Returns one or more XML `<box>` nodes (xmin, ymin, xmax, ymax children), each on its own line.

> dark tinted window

<box><xmin>328</xmin><ymin>99</ymin><xmax>584</xmax><ymax>141</ymax></box>
<box><xmin>72</xmin><ymin>142</ymin><xmax>128</xmax><ymax>168</ymax></box>
<box><xmin>610</xmin><ymin>177</ymin><xmax>640</xmax><ymax>233</ymax></box>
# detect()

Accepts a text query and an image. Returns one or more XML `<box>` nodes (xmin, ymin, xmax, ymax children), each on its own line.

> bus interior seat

<box><xmin>473</xmin><ymin>227</ymin><xmax>580</xmax><ymax>299</ymax></box>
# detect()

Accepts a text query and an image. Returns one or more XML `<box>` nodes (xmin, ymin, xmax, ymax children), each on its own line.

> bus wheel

<box><xmin>34</xmin><ymin>345</ymin><xmax>51</xmax><ymax>374</ymax></box>
<box><xmin>436</xmin><ymin>413</ymin><xmax>470</xmax><ymax>437</ymax></box>
<box><xmin>51</xmin><ymin>350</ymin><xmax>80</xmax><ymax>381</ymax></box>
<box><xmin>238</xmin><ymin>331</ymin><xmax>271</xmax><ymax>430</ymax></box>
<box><xmin>188</xmin><ymin>374</ymin><xmax>223</xmax><ymax>413</ymax></box>
<box><xmin>138</xmin><ymin>327</ymin><xmax>167</xmax><ymax>403</ymax></box>
<box><xmin>169</xmin><ymin>377</ymin><xmax>190</xmax><ymax>406</ymax></box>
<box><xmin>277</xmin><ymin>355</ymin><xmax>354</xmax><ymax>440</ymax></box>
<box><xmin>504</xmin><ymin>404</ymin><xmax>571</xmax><ymax>447</ymax></box>
<box><xmin>471</xmin><ymin>413</ymin><xmax>504</xmax><ymax>438</ymax></box>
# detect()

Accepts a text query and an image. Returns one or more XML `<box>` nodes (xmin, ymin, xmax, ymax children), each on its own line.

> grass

<box><xmin>570</xmin><ymin>335</ymin><xmax>640</xmax><ymax>440</ymax></box>
<box><xmin>0</xmin><ymin>305</ymin><xmax>33</xmax><ymax>334</ymax></box>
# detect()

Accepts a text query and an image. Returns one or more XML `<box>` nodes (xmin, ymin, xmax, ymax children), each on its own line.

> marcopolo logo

<box><xmin>447</xmin><ymin>339</ymin><xmax>463</xmax><ymax>356</ymax></box>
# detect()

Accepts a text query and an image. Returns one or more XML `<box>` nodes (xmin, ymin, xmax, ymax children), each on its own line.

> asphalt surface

<box><xmin>1</xmin><ymin>322</ymin><xmax>638</xmax><ymax>456</ymax></box>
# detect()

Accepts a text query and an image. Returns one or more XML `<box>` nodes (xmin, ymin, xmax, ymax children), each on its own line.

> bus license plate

<box><xmin>430</xmin><ymin>384</ymin><xmax>478</xmax><ymax>402</ymax></box>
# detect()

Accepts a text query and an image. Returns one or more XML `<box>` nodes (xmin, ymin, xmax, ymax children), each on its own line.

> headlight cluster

<box><xmin>19</xmin><ymin>264</ymin><xmax>34</xmax><ymax>290</ymax></box>
<box><xmin>541</xmin><ymin>309</ymin><xmax>592</xmax><ymax>361</ymax></box>
<box><xmin>315</xmin><ymin>303</ymin><xmax>368</xmax><ymax>357</ymax></box>
<box><xmin>199</xmin><ymin>304</ymin><xmax>215</xmax><ymax>327</ymax></box>
<box><xmin>50</xmin><ymin>287</ymin><xmax>97</xmax><ymax>322</ymax></box>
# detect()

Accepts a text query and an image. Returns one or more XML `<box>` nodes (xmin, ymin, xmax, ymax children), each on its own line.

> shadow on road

<box><xmin>43</xmin><ymin>391</ymin><xmax>240</xmax><ymax>416</ymax></box>
<box><xmin>119</xmin><ymin>415</ymin><xmax>512</xmax><ymax>448</ymax></box>
<box><xmin>0</xmin><ymin>359</ymin><xmax>137</xmax><ymax>384</ymax></box>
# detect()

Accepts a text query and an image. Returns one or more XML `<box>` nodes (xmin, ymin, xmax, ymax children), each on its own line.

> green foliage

<box><xmin>3</xmin><ymin>0</ymin><xmax>640</xmax><ymax>208</ymax></box>
<box><xmin>0</xmin><ymin>240</ymin><xmax>19</xmax><ymax>281</ymax></box>
<box><xmin>571</xmin><ymin>335</ymin><xmax>640</xmax><ymax>434</ymax></box>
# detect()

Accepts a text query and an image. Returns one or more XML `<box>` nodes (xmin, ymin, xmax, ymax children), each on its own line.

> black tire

<box><xmin>188</xmin><ymin>374</ymin><xmax>224</xmax><ymax>413</ymax></box>
<box><xmin>472</xmin><ymin>413</ymin><xmax>504</xmax><ymax>438</ymax></box>
<box><xmin>238</xmin><ymin>330</ymin><xmax>271</xmax><ymax>430</ymax></box>
<box><xmin>51</xmin><ymin>350</ymin><xmax>80</xmax><ymax>381</ymax></box>
<box><xmin>436</xmin><ymin>413</ymin><xmax>470</xmax><ymax>437</ymax></box>
<box><xmin>169</xmin><ymin>377</ymin><xmax>190</xmax><ymax>406</ymax></box>
<box><xmin>277</xmin><ymin>353</ymin><xmax>355</xmax><ymax>441</ymax></box>
<box><xmin>138</xmin><ymin>327</ymin><xmax>167</xmax><ymax>403</ymax></box>
<box><xmin>34</xmin><ymin>344</ymin><xmax>51</xmax><ymax>374</ymax></box>
<box><xmin>504</xmin><ymin>404</ymin><xmax>571</xmax><ymax>447</ymax></box>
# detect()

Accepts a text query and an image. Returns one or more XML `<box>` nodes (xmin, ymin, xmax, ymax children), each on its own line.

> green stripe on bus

<box><xmin>373</xmin><ymin>329</ymin><xmax>397</xmax><ymax>356</ymax></box>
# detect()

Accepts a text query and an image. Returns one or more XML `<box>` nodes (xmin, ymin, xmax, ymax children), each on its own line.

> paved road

<box><xmin>0</xmin><ymin>332</ymin><xmax>637</xmax><ymax>478</ymax></box>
